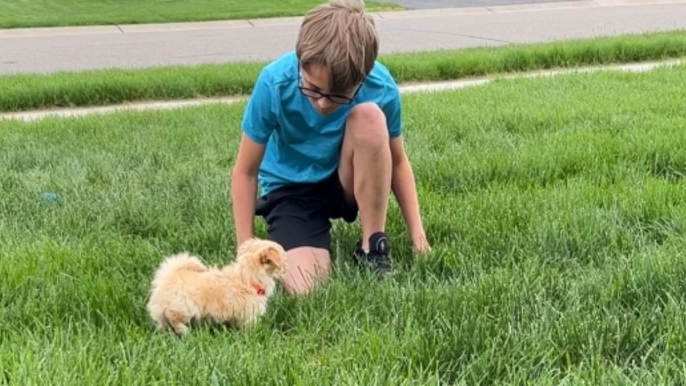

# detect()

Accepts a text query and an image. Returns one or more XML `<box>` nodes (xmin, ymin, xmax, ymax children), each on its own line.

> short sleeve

<box><xmin>382</xmin><ymin>86</ymin><xmax>402</xmax><ymax>138</ymax></box>
<box><xmin>241</xmin><ymin>68</ymin><xmax>277</xmax><ymax>144</ymax></box>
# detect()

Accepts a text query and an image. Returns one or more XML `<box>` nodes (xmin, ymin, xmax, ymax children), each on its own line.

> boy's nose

<box><xmin>318</xmin><ymin>98</ymin><xmax>332</xmax><ymax>109</ymax></box>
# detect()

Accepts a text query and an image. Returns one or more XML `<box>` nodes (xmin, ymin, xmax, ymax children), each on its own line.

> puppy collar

<box><xmin>251</xmin><ymin>283</ymin><xmax>266</xmax><ymax>296</ymax></box>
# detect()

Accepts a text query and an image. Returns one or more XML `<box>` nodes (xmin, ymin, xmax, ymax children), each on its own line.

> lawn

<box><xmin>2</xmin><ymin>65</ymin><xmax>686</xmax><ymax>383</ymax></box>
<box><xmin>0</xmin><ymin>0</ymin><xmax>400</xmax><ymax>29</ymax></box>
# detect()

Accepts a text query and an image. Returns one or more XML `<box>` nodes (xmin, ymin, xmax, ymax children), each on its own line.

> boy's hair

<box><xmin>295</xmin><ymin>0</ymin><xmax>379</xmax><ymax>94</ymax></box>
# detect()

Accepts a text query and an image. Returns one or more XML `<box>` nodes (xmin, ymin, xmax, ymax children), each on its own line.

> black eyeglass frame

<box><xmin>297</xmin><ymin>65</ymin><xmax>366</xmax><ymax>105</ymax></box>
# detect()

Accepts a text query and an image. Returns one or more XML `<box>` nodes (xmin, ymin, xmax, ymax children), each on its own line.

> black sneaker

<box><xmin>353</xmin><ymin>232</ymin><xmax>393</xmax><ymax>277</ymax></box>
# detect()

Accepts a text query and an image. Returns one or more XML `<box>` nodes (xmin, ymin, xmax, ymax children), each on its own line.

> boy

<box><xmin>230</xmin><ymin>0</ymin><xmax>430</xmax><ymax>295</ymax></box>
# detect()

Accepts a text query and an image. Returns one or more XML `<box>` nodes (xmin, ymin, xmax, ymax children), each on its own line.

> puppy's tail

<box><xmin>153</xmin><ymin>252</ymin><xmax>207</xmax><ymax>280</ymax></box>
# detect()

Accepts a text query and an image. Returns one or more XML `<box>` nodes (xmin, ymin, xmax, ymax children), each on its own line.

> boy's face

<box><xmin>300</xmin><ymin>64</ymin><xmax>361</xmax><ymax>116</ymax></box>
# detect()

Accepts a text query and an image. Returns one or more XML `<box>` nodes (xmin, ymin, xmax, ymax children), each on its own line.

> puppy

<box><xmin>146</xmin><ymin>238</ymin><xmax>287</xmax><ymax>334</ymax></box>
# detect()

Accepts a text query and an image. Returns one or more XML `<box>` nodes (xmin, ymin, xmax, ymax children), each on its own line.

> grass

<box><xmin>0</xmin><ymin>0</ymin><xmax>399</xmax><ymax>29</ymax></box>
<box><xmin>2</xmin><ymin>64</ymin><xmax>686</xmax><ymax>384</ymax></box>
<box><xmin>2</xmin><ymin>29</ymin><xmax>686</xmax><ymax>113</ymax></box>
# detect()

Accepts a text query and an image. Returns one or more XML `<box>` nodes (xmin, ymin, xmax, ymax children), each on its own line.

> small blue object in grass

<box><xmin>42</xmin><ymin>192</ymin><xmax>59</xmax><ymax>203</ymax></box>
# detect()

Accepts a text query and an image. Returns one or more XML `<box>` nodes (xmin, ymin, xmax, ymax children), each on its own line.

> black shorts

<box><xmin>255</xmin><ymin>171</ymin><xmax>358</xmax><ymax>252</ymax></box>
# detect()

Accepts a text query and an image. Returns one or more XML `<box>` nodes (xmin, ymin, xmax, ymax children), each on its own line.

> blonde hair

<box><xmin>295</xmin><ymin>0</ymin><xmax>379</xmax><ymax>94</ymax></box>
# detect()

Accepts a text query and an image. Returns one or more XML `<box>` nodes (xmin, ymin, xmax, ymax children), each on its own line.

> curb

<box><xmin>1</xmin><ymin>0</ymin><xmax>686</xmax><ymax>38</ymax></box>
<box><xmin>1</xmin><ymin>59</ymin><xmax>683</xmax><ymax>122</ymax></box>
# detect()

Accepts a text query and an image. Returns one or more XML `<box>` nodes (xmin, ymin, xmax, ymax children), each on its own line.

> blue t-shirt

<box><xmin>241</xmin><ymin>51</ymin><xmax>402</xmax><ymax>197</ymax></box>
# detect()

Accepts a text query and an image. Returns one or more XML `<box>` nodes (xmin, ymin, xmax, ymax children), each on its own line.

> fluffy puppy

<box><xmin>146</xmin><ymin>238</ymin><xmax>287</xmax><ymax>334</ymax></box>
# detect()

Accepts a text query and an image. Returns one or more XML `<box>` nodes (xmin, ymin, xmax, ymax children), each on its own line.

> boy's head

<box><xmin>295</xmin><ymin>0</ymin><xmax>379</xmax><ymax>115</ymax></box>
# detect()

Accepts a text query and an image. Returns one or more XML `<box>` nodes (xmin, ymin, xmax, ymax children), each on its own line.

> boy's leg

<box><xmin>337</xmin><ymin>102</ymin><xmax>393</xmax><ymax>273</ymax></box>
<box><xmin>282</xmin><ymin>247</ymin><xmax>331</xmax><ymax>295</ymax></box>
<box><xmin>255</xmin><ymin>189</ymin><xmax>335</xmax><ymax>295</ymax></box>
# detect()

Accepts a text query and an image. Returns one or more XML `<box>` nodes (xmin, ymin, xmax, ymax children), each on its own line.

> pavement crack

<box><xmin>391</xmin><ymin>27</ymin><xmax>512</xmax><ymax>44</ymax></box>
<box><xmin>115</xmin><ymin>24</ymin><xmax>124</xmax><ymax>33</ymax></box>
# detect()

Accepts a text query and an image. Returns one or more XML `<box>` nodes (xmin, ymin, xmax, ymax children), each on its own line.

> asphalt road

<box><xmin>1</xmin><ymin>0</ymin><xmax>685</xmax><ymax>74</ymax></box>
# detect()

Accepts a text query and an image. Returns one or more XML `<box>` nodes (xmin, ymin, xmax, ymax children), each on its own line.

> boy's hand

<box><xmin>411</xmin><ymin>230</ymin><xmax>431</xmax><ymax>255</ymax></box>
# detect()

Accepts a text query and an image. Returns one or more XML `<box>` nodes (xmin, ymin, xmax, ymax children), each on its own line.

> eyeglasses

<box><xmin>297</xmin><ymin>65</ymin><xmax>365</xmax><ymax>105</ymax></box>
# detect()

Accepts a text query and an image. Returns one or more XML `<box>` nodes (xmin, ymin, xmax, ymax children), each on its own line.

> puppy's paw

<box><xmin>163</xmin><ymin>309</ymin><xmax>190</xmax><ymax>335</ymax></box>
<box><xmin>171</xmin><ymin>323</ymin><xmax>189</xmax><ymax>336</ymax></box>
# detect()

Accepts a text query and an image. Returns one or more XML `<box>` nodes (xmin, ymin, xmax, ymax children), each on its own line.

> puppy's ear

<box><xmin>259</xmin><ymin>248</ymin><xmax>279</xmax><ymax>266</ymax></box>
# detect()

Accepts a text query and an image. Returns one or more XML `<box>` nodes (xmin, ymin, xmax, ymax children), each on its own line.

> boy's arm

<box><xmin>230</xmin><ymin>67</ymin><xmax>275</xmax><ymax>246</ymax></box>
<box><xmin>383</xmin><ymin>85</ymin><xmax>430</xmax><ymax>254</ymax></box>
<box><xmin>390</xmin><ymin>136</ymin><xmax>431</xmax><ymax>254</ymax></box>
<box><xmin>231</xmin><ymin>134</ymin><xmax>266</xmax><ymax>246</ymax></box>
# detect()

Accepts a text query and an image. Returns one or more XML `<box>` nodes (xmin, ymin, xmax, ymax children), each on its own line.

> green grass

<box><xmin>3</xmin><ymin>65</ymin><xmax>686</xmax><ymax>384</ymax></box>
<box><xmin>2</xmin><ymin>29</ymin><xmax>686</xmax><ymax>113</ymax></box>
<box><xmin>0</xmin><ymin>0</ymin><xmax>399</xmax><ymax>29</ymax></box>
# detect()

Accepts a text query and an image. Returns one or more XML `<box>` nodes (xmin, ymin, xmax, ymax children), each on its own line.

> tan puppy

<box><xmin>146</xmin><ymin>238</ymin><xmax>287</xmax><ymax>334</ymax></box>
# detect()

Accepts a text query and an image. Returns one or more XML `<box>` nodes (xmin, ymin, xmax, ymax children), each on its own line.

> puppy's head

<box><xmin>236</xmin><ymin>238</ymin><xmax>287</xmax><ymax>278</ymax></box>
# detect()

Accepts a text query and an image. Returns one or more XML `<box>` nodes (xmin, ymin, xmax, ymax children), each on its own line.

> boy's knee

<box><xmin>283</xmin><ymin>247</ymin><xmax>331</xmax><ymax>296</ymax></box>
<box><xmin>346</xmin><ymin>103</ymin><xmax>389</xmax><ymax>146</ymax></box>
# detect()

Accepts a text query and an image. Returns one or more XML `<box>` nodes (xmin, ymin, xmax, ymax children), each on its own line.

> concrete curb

<box><xmin>1</xmin><ymin>0</ymin><xmax>686</xmax><ymax>38</ymax></box>
<box><xmin>1</xmin><ymin>59</ymin><xmax>683</xmax><ymax>122</ymax></box>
